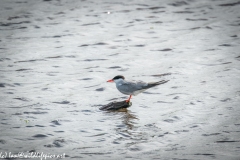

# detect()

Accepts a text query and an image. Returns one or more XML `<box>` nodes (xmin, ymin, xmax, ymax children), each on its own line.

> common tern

<box><xmin>107</xmin><ymin>75</ymin><xmax>169</xmax><ymax>102</ymax></box>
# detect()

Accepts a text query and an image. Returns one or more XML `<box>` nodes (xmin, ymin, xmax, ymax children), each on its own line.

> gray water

<box><xmin>0</xmin><ymin>0</ymin><xmax>240</xmax><ymax>159</ymax></box>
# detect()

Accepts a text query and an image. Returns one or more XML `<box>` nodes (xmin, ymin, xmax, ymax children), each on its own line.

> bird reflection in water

<box><xmin>107</xmin><ymin>108</ymin><xmax>138</xmax><ymax>130</ymax></box>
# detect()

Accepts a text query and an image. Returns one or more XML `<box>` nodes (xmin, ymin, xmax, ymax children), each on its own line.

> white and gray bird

<box><xmin>107</xmin><ymin>75</ymin><xmax>169</xmax><ymax>102</ymax></box>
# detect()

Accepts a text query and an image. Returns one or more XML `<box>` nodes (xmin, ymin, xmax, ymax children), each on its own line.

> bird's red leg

<box><xmin>126</xmin><ymin>95</ymin><xmax>132</xmax><ymax>102</ymax></box>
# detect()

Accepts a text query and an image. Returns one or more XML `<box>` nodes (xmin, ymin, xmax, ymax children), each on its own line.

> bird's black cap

<box><xmin>113</xmin><ymin>75</ymin><xmax>125</xmax><ymax>80</ymax></box>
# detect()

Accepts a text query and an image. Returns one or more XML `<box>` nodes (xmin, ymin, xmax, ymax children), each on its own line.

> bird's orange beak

<box><xmin>107</xmin><ymin>79</ymin><xmax>114</xmax><ymax>82</ymax></box>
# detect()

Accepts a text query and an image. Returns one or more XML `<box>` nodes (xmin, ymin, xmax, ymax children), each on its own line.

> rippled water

<box><xmin>0</xmin><ymin>0</ymin><xmax>240</xmax><ymax>159</ymax></box>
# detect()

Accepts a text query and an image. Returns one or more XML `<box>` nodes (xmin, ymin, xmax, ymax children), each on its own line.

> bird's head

<box><xmin>107</xmin><ymin>75</ymin><xmax>125</xmax><ymax>83</ymax></box>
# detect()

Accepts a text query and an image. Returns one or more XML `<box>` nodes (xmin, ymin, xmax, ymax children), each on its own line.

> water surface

<box><xmin>0</xmin><ymin>0</ymin><xmax>240</xmax><ymax>159</ymax></box>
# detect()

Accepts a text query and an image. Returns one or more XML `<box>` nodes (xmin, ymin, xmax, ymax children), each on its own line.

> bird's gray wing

<box><xmin>119</xmin><ymin>80</ymin><xmax>169</xmax><ymax>95</ymax></box>
<box><xmin>119</xmin><ymin>80</ymin><xmax>148</xmax><ymax>95</ymax></box>
<box><xmin>123</xmin><ymin>80</ymin><xmax>148</xmax><ymax>89</ymax></box>
<box><xmin>123</xmin><ymin>80</ymin><xmax>169</xmax><ymax>89</ymax></box>
<box><xmin>146</xmin><ymin>80</ymin><xmax>169</xmax><ymax>88</ymax></box>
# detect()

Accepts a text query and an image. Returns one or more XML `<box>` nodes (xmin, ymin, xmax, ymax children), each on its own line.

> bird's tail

<box><xmin>146</xmin><ymin>80</ymin><xmax>169</xmax><ymax>88</ymax></box>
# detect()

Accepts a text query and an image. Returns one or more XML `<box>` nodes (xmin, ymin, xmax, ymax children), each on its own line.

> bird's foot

<box><xmin>126</xmin><ymin>95</ymin><xmax>132</xmax><ymax>103</ymax></box>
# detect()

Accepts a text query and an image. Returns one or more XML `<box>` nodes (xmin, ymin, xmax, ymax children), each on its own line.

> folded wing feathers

<box><xmin>120</xmin><ymin>79</ymin><xmax>169</xmax><ymax>95</ymax></box>
<box><xmin>145</xmin><ymin>80</ymin><xmax>169</xmax><ymax>89</ymax></box>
